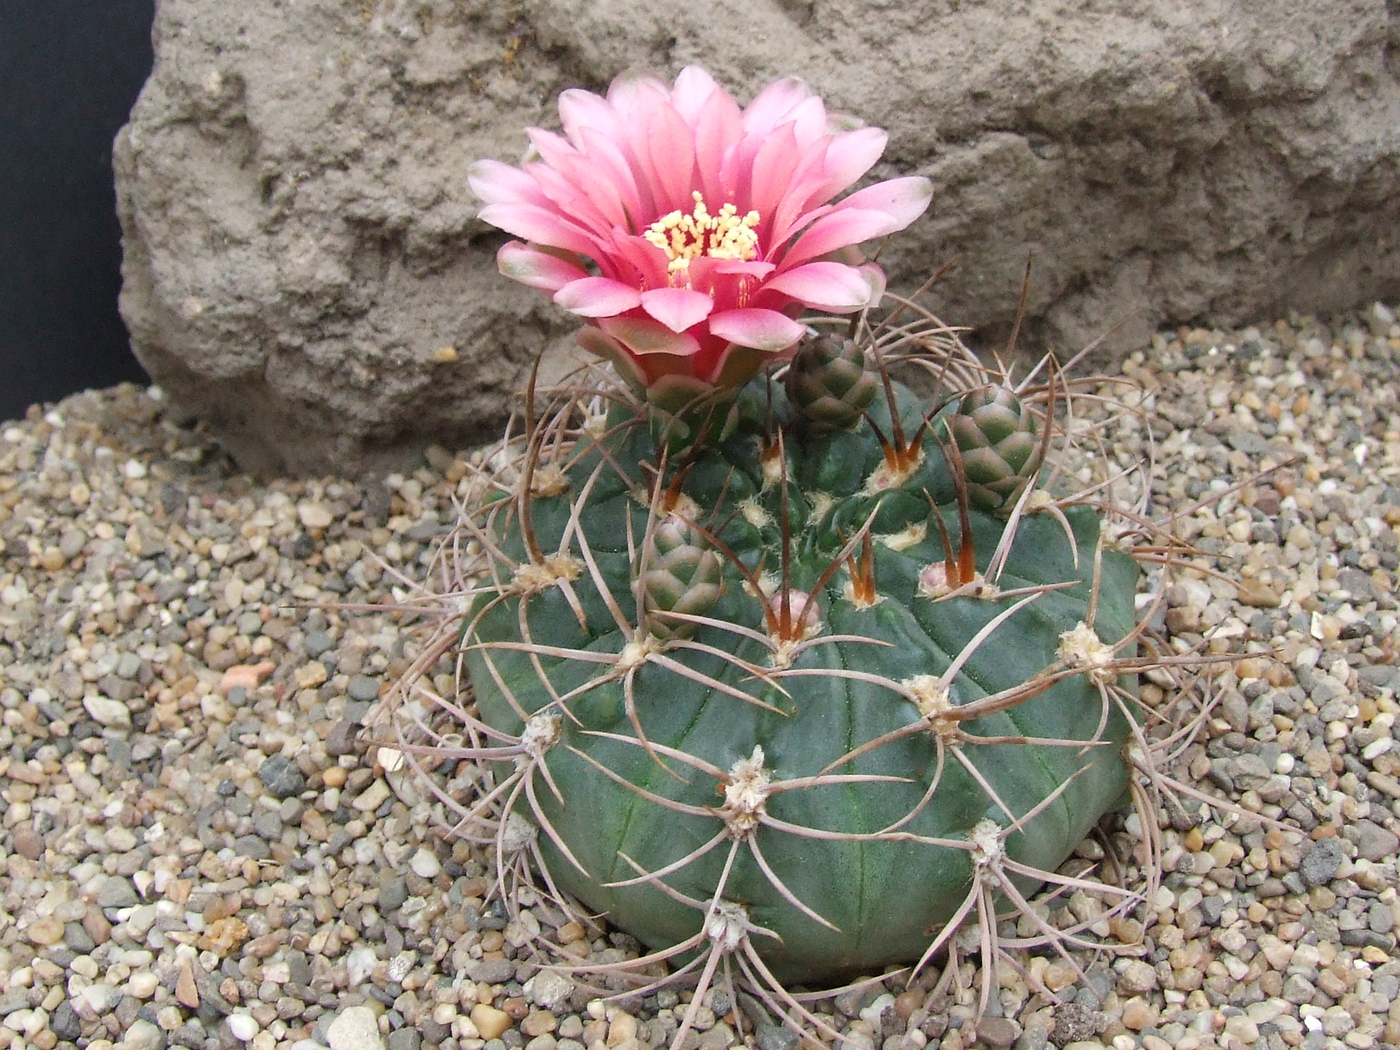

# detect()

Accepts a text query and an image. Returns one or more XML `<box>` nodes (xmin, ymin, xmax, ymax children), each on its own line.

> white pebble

<box><xmin>1362</xmin><ymin>737</ymin><xmax>1392</xmax><ymax>761</ymax></box>
<box><xmin>227</xmin><ymin>1013</ymin><xmax>260</xmax><ymax>1042</ymax></box>
<box><xmin>410</xmin><ymin>847</ymin><xmax>441</xmax><ymax>879</ymax></box>
<box><xmin>326</xmin><ymin>1005</ymin><xmax>386</xmax><ymax>1050</ymax></box>
<box><xmin>124</xmin><ymin>458</ymin><xmax>148</xmax><ymax>479</ymax></box>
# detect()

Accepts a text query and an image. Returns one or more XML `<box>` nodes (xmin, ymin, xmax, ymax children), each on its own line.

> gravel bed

<box><xmin>1</xmin><ymin>303</ymin><xmax>1397</xmax><ymax>1050</ymax></box>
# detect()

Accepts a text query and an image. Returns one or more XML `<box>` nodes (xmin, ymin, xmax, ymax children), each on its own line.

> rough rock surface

<box><xmin>116</xmin><ymin>0</ymin><xmax>1400</xmax><ymax>475</ymax></box>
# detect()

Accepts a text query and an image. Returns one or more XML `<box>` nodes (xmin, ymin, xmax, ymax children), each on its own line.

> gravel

<box><xmin>1</xmin><ymin>303</ymin><xmax>1398</xmax><ymax>1050</ymax></box>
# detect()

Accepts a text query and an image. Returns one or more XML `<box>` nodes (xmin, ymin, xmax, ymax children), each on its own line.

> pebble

<box><xmin>0</xmin><ymin>310</ymin><xmax>1396</xmax><ymax>1050</ymax></box>
<box><xmin>327</xmin><ymin>1006</ymin><xmax>385</xmax><ymax>1050</ymax></box>
<box><xmin>473</xmin><ymin>1004</ymin><xmax>514</xmax><ymax>1041</ymax></box>
<box><xmin>258</xmin><ymin>752</ymin><xmax>307</xmax><ymax>798</ymax></box>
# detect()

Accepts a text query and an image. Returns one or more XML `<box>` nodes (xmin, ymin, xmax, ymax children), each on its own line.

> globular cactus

<box><xmin>394</xmin><ymin>65</ymin><xmax>1190</xmax><ymax>1042</ymax></box>
<box><xmin>433</xmin><ymin>342</ymin><xmax>1145</xmax><ymax>991</ymax></box>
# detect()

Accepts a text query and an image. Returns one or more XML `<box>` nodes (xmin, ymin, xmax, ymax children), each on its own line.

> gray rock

<box><xmin>259</xmin><ymin>753</ymin><xmax>306</xmax><ymax>799</ymax></box>
<box><xmin>116</xmin><ymin>0</ymin><xmax>1400</xmax><ymax>476</ymax></box>
<box><xmin>51</xmin><ymin>1000</ymin><xmax>83</xmax><ymax>1041</ymax></box>
<box><xmin>1352</xmin><ymin>819</ymin><xmax>1400</xmax><ymax>863</ymax></box>
<box><xmin>467</xmin><ymin>958</ymin><xmax>518</xmax><ymax>985</ymax></box>
<box><xmin>754</xmin><ymin>1023</ymin><xmax>801</xmax><ymax>1050</ymax></box>
<box><xmin>97</xmin><ymin>875</ymin><xmax>140</xmax><ymax>908</ymax></box>
<box><xmin>1050</xmin><ymin>1001</ymin><xmax>1098</xmax><ymax>1046</ymax></box>
<box><xmin>387</xmin><ymin>1030</ymin><xmax>421</xmax><ymax>1050</ymax></box>
<box><xmin>347</xmin><ymin>676</ymin><xmax>381</xmax><ymax>703</ymax></box>
<box><xmin>1300</xmin><ymin>837</ymin><xmax>1344</xmax><ymax>887</ymax></box>
<box><xmin>378</xmin><ymin>876</ymin><xmax>409</xmax><ymax>913</ymax></box>
<box><xmin>303</xmin><ymin>630</ymin><xmax>335</xmax><ymax>657</ymax></box>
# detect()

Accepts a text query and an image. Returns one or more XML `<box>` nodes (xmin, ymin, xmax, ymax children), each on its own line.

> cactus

<box><xmin>387</xmin><ymin>66</ymin><xmax>1219</xmax><ymax>1046</ymax></box>
<box><xmin>394</xmin><ymin>320</ymin><xmax>1159</xmax><ymax>1005</ymax></box>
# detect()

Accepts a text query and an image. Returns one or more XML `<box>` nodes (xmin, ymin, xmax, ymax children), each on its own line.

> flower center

<box><xmin>643</xmin><ymin>191</ymin><xmax>761</xmax><ymax>275</ymax></box>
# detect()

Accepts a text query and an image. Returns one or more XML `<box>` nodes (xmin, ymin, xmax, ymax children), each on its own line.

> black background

<box><xmin>1</xmin><ymin>0</ymin><xmax>156</xmax><ymax>423</ymax></box>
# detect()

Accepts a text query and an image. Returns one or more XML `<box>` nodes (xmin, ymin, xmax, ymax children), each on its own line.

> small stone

<box><xmin>176</xmin><ymin>961</ymin><xmax>200</xmax><ymax>1008</ymax></box>
<box><xmin>468</xmin><ymin>958</ymin><xmax>518</xmax><ymax>985</ymax></box>
<box><xmin>219</xmin><ymin>661</ymin><xmax>276</xmax><ymax>695</ymax></box>
<box><xmin>977</xmin><ymin>1017</ymin><xmax>1018</xmax><ymax>1048</ymax></box>
<box><xmin>296</xmin><ymin>661</ymin><xmax>329</xmax><ymax>689</ymax></box>
<box><xmin>259</xmin><ymin>753</ymin><xmax>306</xmax><ymax>799</ymax></box>
<box><xmin>1051</xmin><ymin>1002</ymin><xmax>1097</xmax><ymax>1046</ymax></box>
<box><xmin>119</xmin><ymin>1019</ymin><xmax>164</xmax><ymax>1050</ymax></box>
<box><xmin>473</xmin><ymin>1004</ymin><xmax>514</xmax><ymax>1041</ymax></box>
<box><xmin>327</xmin><ymin>1007</ymin><xmax>386</xmax><ymax>1050</ymax></box>
<box><xmin>228</xmin><ymin>1013</ymin><xmax>260</xmax><ymax>1042</ymax></box>
<box><xmin>528</xmin><ymin>970</ymin><xmax>573</xmax><ymax>1010</ymax></box>
<box><xmin>298</xmin><ymin>501</ymin><xmax>335</xmax><ymax>530</ymax></box>
<box><xmin>410</xmin><ymin>847</ymin><xmax>442</xmax><ymax>879</ymax></box>
<box><xmin>326</xmin><ymin>718</ymin><xmax>360</xmax><ymax>756</ymax></box>
<box><xmin>76</xmin><ymin>982</ymin><xmax>120</xmax><ymax>1015</ymax></box>
<box><xmin>1352</xmin><ymin>819</ymin><xmax>1399</xmax><ymax>862</ymax></box>
<box><xmin>352</xmin><ymin>778</ymin><xmax>392</xmax><ymax>812</ymax></box>
<box><xmin>83</xmin><ymin>694</ymin><xmax>131</xmax><ymax>728</ymax></box>
<box><xmin>97</xmin><ymin>875</ymin><xmax>140</xmax><ymax>908</ymax></box>
<box><xmin>1300</xmin><ymin>837</ymin><xmax>1345</xmax><ymax>887</ymax></box>
<box><xmin>50</xmin><ymin>1001</ymin><xmax>82</xmax><ymax>1041</ymax></box>
<box><xmin>388</xmin><ymin>1031</ymin><xmax>422</xmax><ymax>1050</ymax></box>
<box><xmin>378</xmin><ymin>876</ymin><xmax>409</xmax><ymax>912</ymax></box>
<box><xmin>296</xmin><ymin>632</ymin><xmax>331</xmax><ymax>662</ymax></box>
<box><xmin>522</xmin><ymin>1012</ymin><xmax>557</xmax><ymax>1038</ymax></box>
<box><xmin>347</xmin><ymin>675</ymin><xmax>382</xmax><ymax>702</ymax></box>
<box><xmin>200</xmin><ymin>916</ymin><xmax>251</xmax><ymax>954</ymax></box>
<box><xmin>1120</xmin><ymin>998</ymin><xmax>1155</xmax><ymax>1030</ymax></box>
<box><xmin>26</xmin><ymin>915</ymin><xmax>65</xmax><ymax>946</ymax></box>
<box><xmin>1117</xmin><ymin>960</ymin><xmax>1157</xmax><ymax>995</ymax></box>
<box><xmin>755</xmin><ymin>1023</ymin><xmax>801</xmax><ymax>1050</ymax></box>
<box><xmin>12</xmin><ymin>826</ymin><xmax>42</xmax><ymax>860</ymax></box>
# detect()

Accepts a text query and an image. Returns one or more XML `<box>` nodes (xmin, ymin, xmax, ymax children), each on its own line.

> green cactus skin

<box><xmin>462</xmin><ymin>375</ymin><xmax>1138</xmax><ymax>983</ymax></box>
<box><xmin>942</xmin><ymin>385</ymin><xmax>1043</xmax><ymax>514</ymax></box>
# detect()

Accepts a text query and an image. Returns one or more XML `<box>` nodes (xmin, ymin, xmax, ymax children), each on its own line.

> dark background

<box><xmin>1</xmin><ymin>0</ymin><xmax>156</xmax><ymax>423</ymax></box>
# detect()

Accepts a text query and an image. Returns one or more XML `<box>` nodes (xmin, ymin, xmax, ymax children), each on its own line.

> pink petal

<box><xmin>747</xmin><ymin>121</ymin><xmax>800</xmax><ymax>230</ymax></box>
<box><xmin>834</xmin><ymin>176</ymin><xmax>934</xmax><ymax>233</ymax></box>
<box><xmin>640</xmin><ymin>288</ymin><xmax>715</xmax><ymax>333</ymax></box>
<box><xmin>577</xmin><ymin>126</ymin><xmax>647</xmax><ymax>229</ymax></box>
<box><xmin>599</xmin><ymin>316</ymin><xmax>702</xmax><ymax>358</ymax></box>
<box><xmin>644</xmin><ymin>102</ymin><xmax>697</xmax><ymax>214</ymax></box>
<box><xmin>813</xmin><ymin>127</ymin><xmax>888</xmax><ymax>199</ymax></box>
<box><xmin>558</xmin><ymin>88</ymin><xmax>622</xmax><ymax>145</ymax></box>
<box><xmin>497</xmin><ymin>242</ymin><xmax>589</xmax><ymax>293</ymax></box>
<box><xmin>468</xmin><ymin>160</ymin><xmax>547</xmax><ymax>207</ymax></box>
<box><xmin>784</xmin><ymin>96</ymin><xmax>829</xmax><ymax>148</ymax></box>
<box><xmin>777</xmin><ymin>177</ymin><xmax>930</xmax><ymax>268</ymax></box>
<box><xmin>670</xmin><ymin>66</ymin><xmax>722</xmax><ymax>123</ymax></box>
<box><xmin>778</xmin><ymin>208</ymin><xmax>905</xmax><ymax>268</ymax></box>
<box><xmin>742</xmin><ymin>76</ymin><xmax>813</xmax><ymax>137</ymax></box>
<box><xmin>763</xmin><ymin>261</ymin><xmax>880</xmax><ymax>311</ymax></box>
<box><xmin>477</xmin><ymin>203</ymin><xmax>599</xmax><ymax>256</ymax></box>
<box><xmin>553</xmin><ymin>277</ymin><xmax>643</xmax><ymax>317</ymax></box>
<box><xmin>708</xmin><ymin>308</ymin><xmax>806</xmax><ymax>352</ymax></box>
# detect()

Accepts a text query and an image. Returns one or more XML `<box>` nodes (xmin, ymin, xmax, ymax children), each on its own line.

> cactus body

<box><xmin>461</xmin><ymin>374</ymin><xmax>1137</xmax><ymax>983</ymax></box>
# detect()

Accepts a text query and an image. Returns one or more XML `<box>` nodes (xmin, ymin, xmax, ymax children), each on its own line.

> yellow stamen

<box><xmin>643</xmin><ymin>191</ymin><xmax>761</xmax><ymax>278</ymax></box>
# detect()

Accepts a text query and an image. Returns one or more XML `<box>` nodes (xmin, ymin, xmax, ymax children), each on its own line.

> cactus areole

<box><xmin>460</xmin><ymin>363</ymin><xmax>1139</xmax><ymax>982</ymax></box>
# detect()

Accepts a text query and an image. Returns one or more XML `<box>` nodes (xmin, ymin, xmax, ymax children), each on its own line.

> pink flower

<box><xmin>469</xmin><ymin>66</ymin><xmax>932</xmax><ymax>404</ymax></box>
